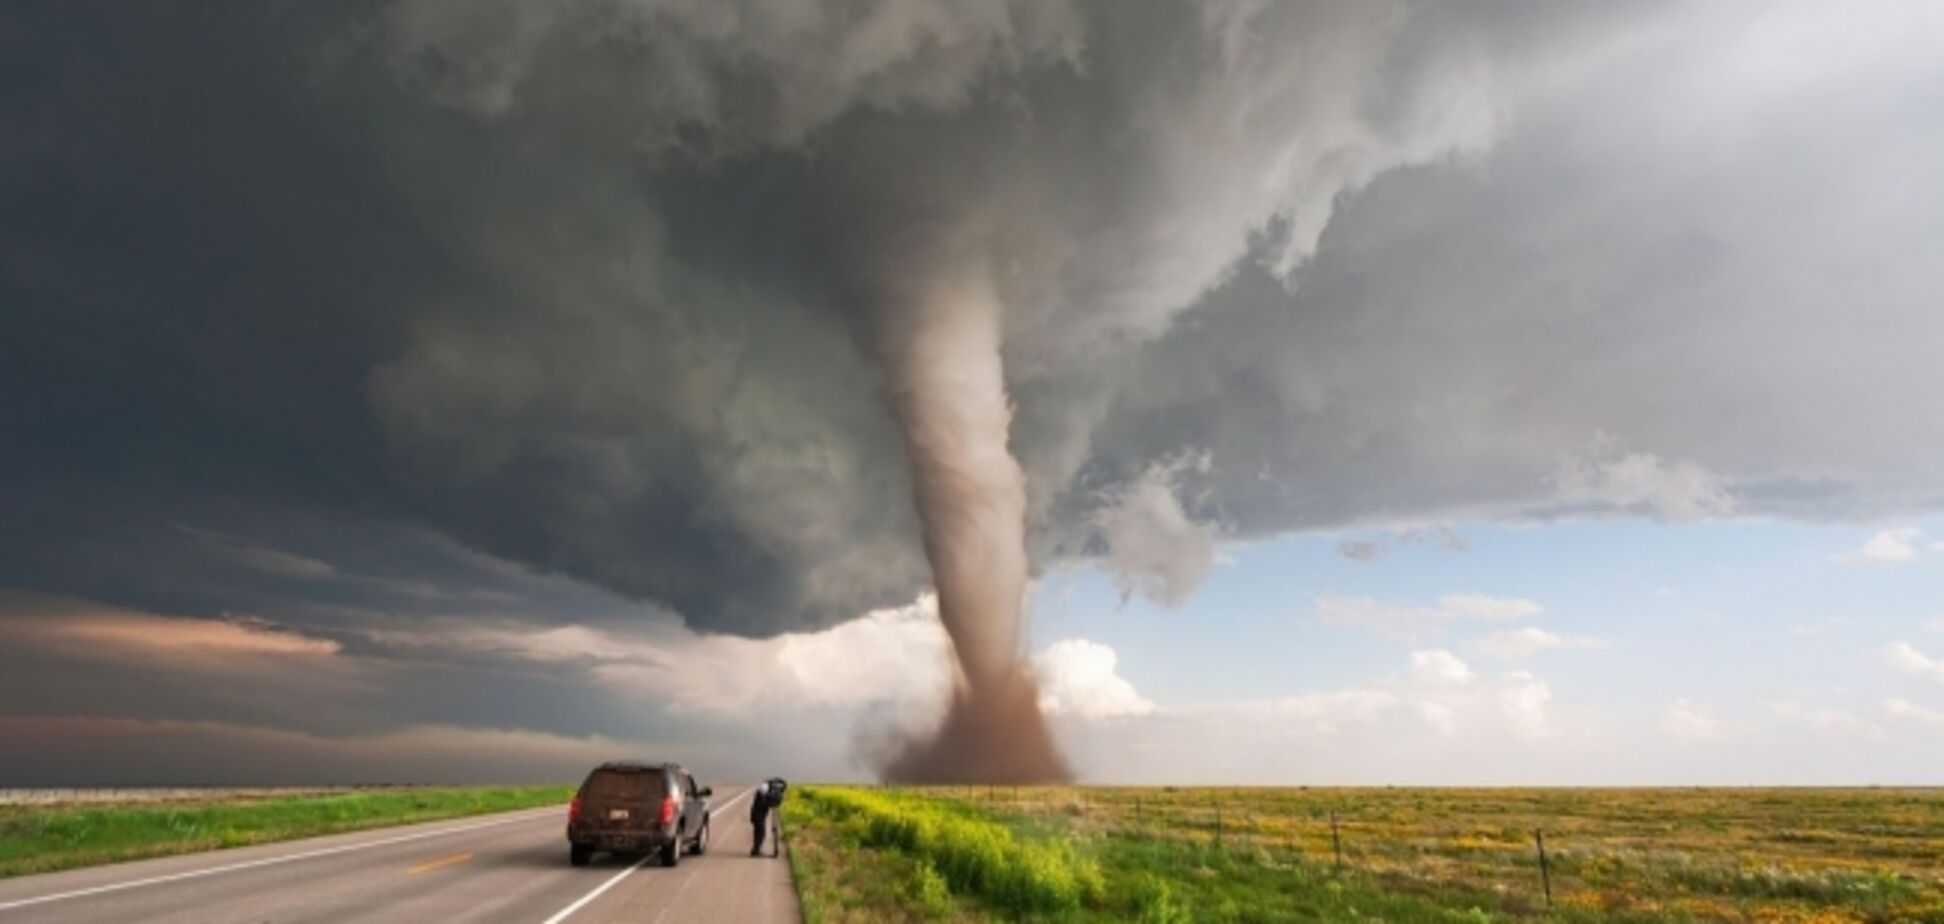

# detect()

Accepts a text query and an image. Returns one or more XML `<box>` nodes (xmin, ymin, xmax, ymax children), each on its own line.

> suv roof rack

<box><xmin>596</xmin><ymin>760</ymin><xmax>671</xmax><ymax>772</ymax></box>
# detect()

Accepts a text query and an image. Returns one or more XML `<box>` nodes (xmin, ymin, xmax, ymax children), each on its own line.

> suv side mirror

<box><xmin>698</xmin><ymin>786</ymin><xmax>713</xmax><ymax>797</ymax></box>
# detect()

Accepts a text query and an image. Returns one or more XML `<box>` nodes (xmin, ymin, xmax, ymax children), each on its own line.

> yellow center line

<box><xmin>407</xmin><ymin>851</ymin><xmax>474</xmax><ymax>875</ymax></box>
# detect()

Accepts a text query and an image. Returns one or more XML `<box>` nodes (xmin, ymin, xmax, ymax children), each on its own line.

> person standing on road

<box><xmin>749</xmin><ymin>778</ymin><xmax>786</xmax><ymax>857</ymax></box>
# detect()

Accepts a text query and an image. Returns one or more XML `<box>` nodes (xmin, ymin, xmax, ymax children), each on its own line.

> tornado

<box><xmin>872</xmin><ymin>258</ymin><xmax>1070</xmax><ymax>784</ymax></box>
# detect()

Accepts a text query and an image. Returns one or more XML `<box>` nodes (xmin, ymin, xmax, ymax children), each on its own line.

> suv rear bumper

<box><xmin>567</xmin><ymin>823</ymin><xmax>677</xmax><ymax>853</ymax></box>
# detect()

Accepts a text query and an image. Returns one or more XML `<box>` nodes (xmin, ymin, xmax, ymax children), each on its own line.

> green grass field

<box><xmin>784</xmin><ymin>785</ymin><xmax>1944</xmax><ymax>923</ymax></box>
<box><xmin>0</xmin><ymin>785</ymin><xmax>573</xmax><ymax>878</ymax></box>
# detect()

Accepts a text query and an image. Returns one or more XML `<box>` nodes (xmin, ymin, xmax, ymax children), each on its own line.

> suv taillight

<box><xmin>658</xmin><ymin>796</ymin><xmax>676</xmax><ymax>825</ymax></box>
<box><xmin>569</xmin><ymin>795</ymin><xmax>582</xmax><ymax>825</ymax></box>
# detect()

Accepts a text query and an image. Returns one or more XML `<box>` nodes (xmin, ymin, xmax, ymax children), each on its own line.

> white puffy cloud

<box><xmin>1316</xmin><ymin>592</ymin><xmax>1541</xmax><ymax>641</ymax></box>
<box><xmin>1885</xmin><ymin>642</ymin><xmax>1944</xmax><ymax>682</ymax></box>
<box><xmin>1409</xmin><ymin>649</ymin><xmax>1475</xmax><ymax>686</ymax></box>
<box><xmin>20</xmin><ymin>660</ymin><xmax>1935</xmax><ymax>788</ymax></box>
<box><xmin>1846</xmin><ymin>528</ymin><xmax>1925</xmax><ymax>563</ymax></box>
<box><xmin>1172</xmin><ymin>650</ymin><xmax>1551</xmax><ymax>743</ymax></box>
<box><xmin>1032</xmin><ymin>639</ymin><xmax>1155</xmax><ymax>720</ymax></box>
<box><xmin>776</xmin><ymin>602</ymin><xmax>956</xmax><ymax>709</ymax></box>
<box><xmin>1496</xmin><ymin>672</ymin><xmax>1552</xmax><ymax>740</ymax></box>
<box><xmin>1769</xmin><ymin>702</ymin><xmax>1879</xmax><ymax>738</ymax></box>
<box><xmin>605</xmin><ymin>601</ymin><xmax>957</xmax><ymax>720</ymax></box>
<box><xmin>1885</xmin><ymin>698</ymin><xmax>1944</xmax><ymax>728</ymax></box>
<box><xmin>1402</xmin><ymin>655</ymin><xmax>1550</xmax><ymax>741</ymax></box>
<box><xmin>1661</xmin><ymin>699</ymin><xmax>1720</xmax><ymax>741</ymax></box>
<box><xmin>1047</xmin><ymin>649</ymin><xmax>1566</xmax><ymax>782</ymax></box>
<box><xmin>1471</xmin><ymin>627</ymin><xmax>1608</xmax><ymax>660</ymax></box>
<box><xmin>1415</xmin><ymin>701</ymin><xmax>1459</xmax><ymax>737</ymax></box>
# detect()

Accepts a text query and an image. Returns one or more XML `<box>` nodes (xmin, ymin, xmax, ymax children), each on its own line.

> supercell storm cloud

<box><xmin>6</xmin><ymin>1</ymin><xmax>1501</xmax><ymax>637</ymax></box>
<box><xmin>3</xmin><ymin>1</ymin><xmax>1943</xmax><ymax>781</ymax></box>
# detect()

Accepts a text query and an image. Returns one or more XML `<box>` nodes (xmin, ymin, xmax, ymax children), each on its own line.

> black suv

<box><xmin>566</xmin><ymin>761</ymin><xmax>713</xmax><ymax>867</ymax></box>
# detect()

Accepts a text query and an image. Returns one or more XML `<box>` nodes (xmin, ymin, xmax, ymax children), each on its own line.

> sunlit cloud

<box><xmin>1884</xmin><ymin>698</ymin><xmax>1944</xmax><ymax>728</ymax></box>
<box><xmin>1885</xmin><ymin>642</ymin><xmax>1944</xmax><ymax>682</ymax></box>
<box><xmin>1316</xmin><ymin>593</ymin><xmax>1542</xmax><ymax>641</ymax></box>
<box><xmin>362</xmin><ymin>596</ymin><xmax>954</xmax><ymax>721</ymax></box>
<box><xmin>53</xmin><ymin>616</ymin><xmax>340</xmax><ymax>657</ymax></box>
<box><xmin>1471</xmin><ymin>627</ymin><xmax>1608</xmax><ymax>660</ymax></box>
<box><xmin>1661</xmin><ymin>700</ymin><xmax>1721</xmax><ymax>742</ymax></box>
<box><xmin>1033</xmin><ymin>640</ymin><xmax>1155</xmax><ymax>720</ymax></box>
<box><xmin>1841</xmin><ymin>528</ymin><xmax>1925</xmax><ymax>563</ymax></box>
<box><xmin>2</xmin><ymin>591</ymin><xmax>340</xmax><ymax>659</ymax></box>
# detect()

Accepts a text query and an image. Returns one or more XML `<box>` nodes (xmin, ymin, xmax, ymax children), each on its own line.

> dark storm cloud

<box><xmin>5</xmin><ymin>0</ymin><xmax>1942</xmax><ymax>652</ymax></box>
<box><xmin>2</xmin><ymin>0</ymin><xmax>1496</xmax><ymax>637</ymax></box>
<box><xmin>0</xmin><ymin>0</ymin><xmax>928</xmax><ymax>635</ymax></box>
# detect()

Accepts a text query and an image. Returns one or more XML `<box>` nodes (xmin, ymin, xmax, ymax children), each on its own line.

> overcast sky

<box><xmin>3</xmin><ymin>0</ymin><xmax>1942</xmax><ymax>785</ymax></box>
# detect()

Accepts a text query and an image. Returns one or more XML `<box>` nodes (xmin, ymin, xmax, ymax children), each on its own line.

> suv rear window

<box><xmin>584</xmin><ymin>768</ymin><xmax>661</xmax><ymax>800</ymax></box>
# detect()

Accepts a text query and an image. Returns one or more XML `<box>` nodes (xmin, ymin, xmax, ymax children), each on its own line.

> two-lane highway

<box><xmin>0</xmin><ymin>787</ymin><xmax>798</xmax><ymax>923</ymax></box>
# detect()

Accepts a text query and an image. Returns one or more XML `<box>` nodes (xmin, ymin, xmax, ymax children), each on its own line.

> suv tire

<box><xmin>692</xmin><ymin>818</ymin><xmax>710</xmax><ymax>856</ymax></box>
<box><xmin>569</xmin><ymin>844</ymin><xmax>593</xmax><ymax>867</ymax></box>
<box><xmin>660</xmin><ymin>832</ymin><xmax>681</xmax><ymax>868</ymax></box>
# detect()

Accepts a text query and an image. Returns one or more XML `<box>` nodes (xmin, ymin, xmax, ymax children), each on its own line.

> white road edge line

<box><xmin>0</xmin><ymin>805</ymin><xmax>564</xmax><ymax>912</ymax></box>
<box><xmin>537</xmin><ymin>854</ymin><xmax>652</xmax><ymax>924</ymax></box>
<box><xmin>539</xmin><ymin>786</ymin><xmax>755</xmax><ymax>924</ymax></box>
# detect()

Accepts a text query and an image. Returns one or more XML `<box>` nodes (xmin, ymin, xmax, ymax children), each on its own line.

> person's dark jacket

<box><xmin>750</xmin><ymin>778</ymin><xmax>784</xmax><ymax>821</ymax></box>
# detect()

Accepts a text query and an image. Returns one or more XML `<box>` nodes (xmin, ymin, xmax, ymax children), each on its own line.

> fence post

<box><xmin>1534</xmin><ymin>829</ymin><xmax>1553</xmax><ymax>907</ymax></box>
<box><xmin>1135</xmin><ymin>795</ymin><xmax>1142</xmax><ymax>825</ymax></box>
<box><xmin>1215</xmin><ymin>801</ymin><xmax>1223</xmax><ymax>846</ymax></box>
<box><xmin>1330</xmin><ymin>811</ymin><xmax>1342</xmax><ymax>870</ymax></box>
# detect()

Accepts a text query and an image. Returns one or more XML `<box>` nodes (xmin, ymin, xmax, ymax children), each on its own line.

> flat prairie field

<box><xmin>784</xmin><ymin>785</ymin><xmax>1943</xmax><ymax>923</ymax></box>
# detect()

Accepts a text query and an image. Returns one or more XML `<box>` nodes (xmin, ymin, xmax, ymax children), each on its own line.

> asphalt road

<box><xmin>0</xmin><ymin>786</ymin><xmax>798</xmax><ymax>923</ymax></box>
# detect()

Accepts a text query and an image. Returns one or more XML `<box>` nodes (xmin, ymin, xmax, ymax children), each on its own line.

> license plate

<box><xmin>608</xmin><ymin>809</ymin><xmax>630</xmax><ymax>820</ymax></box>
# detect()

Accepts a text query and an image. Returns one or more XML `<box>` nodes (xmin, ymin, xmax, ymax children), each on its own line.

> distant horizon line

<box><xmin>4</xmin><ymin>782</ymin><xmax>1940</xmax><ymax>793</ymax></box>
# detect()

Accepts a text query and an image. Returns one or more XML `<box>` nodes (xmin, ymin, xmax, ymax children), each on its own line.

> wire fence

<box><xmin>862</xmin><ymin>784</ymin><xmax>1943</xmax><ymax>914</ymax></box>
